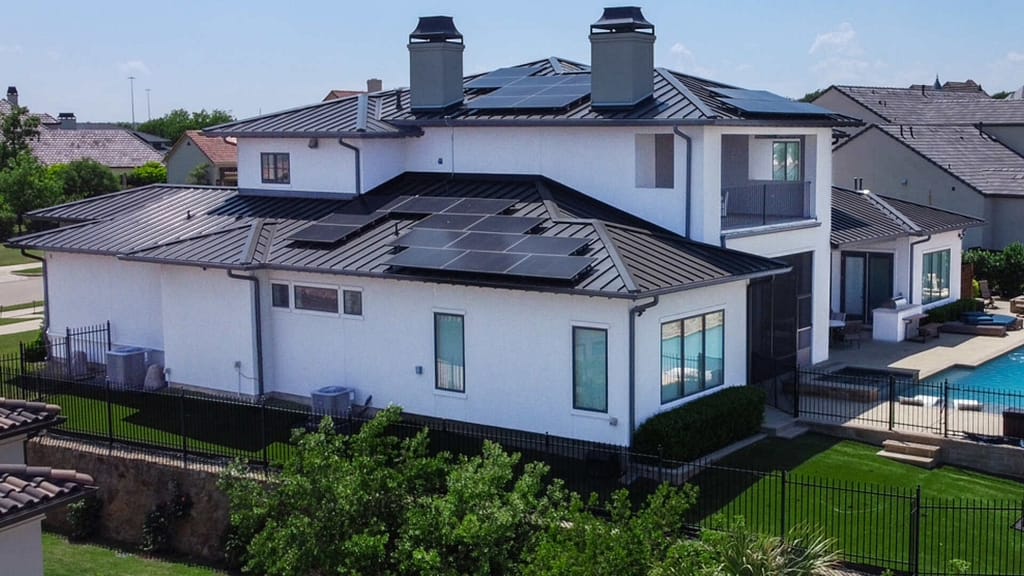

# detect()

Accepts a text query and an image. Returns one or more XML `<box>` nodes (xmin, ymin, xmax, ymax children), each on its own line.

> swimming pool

<box><xmin>914</xmin><ymin>347</ymin><xmax>1024</xmax><ymax>397</ymax></box>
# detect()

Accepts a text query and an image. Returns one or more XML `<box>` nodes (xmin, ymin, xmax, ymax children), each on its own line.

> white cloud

<box><xmin>809</xmin><ymin>22</ymin><xmax>860</xmax><ymax>56</ymax></box>
<box><xmin>0</xmin><ymin>44</ymin><xmax>24</xmax><ymax>54</ymax></box>
<box><xmin>1007</xmin><ymin>51</ymin><xmax>1024</xmax><ymax>63</ymax></box>
<box><xmin>118</xmin><ymin>60</ymin><xmax>151</xmax><ymax>75</ymax></box>
<box><xmin>669</xmin><ymin>42</ymin><xmax>713</xmax><ymax>77</ymax></box>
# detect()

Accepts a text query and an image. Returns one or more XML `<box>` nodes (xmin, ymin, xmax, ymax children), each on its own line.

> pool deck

<box><xmin>817</xmin><ymin>299</ymin><xmax>1024</xmax><ymax>379</ymax></box>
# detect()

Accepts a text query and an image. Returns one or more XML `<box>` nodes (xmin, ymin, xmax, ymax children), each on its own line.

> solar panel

<box><xmin>390</xmin><ymin>228</ymin><xmax>467</xmax><ymax>248</ymax></box>
<box><xmin>469</xmin><ymin>216</ymin><xmax>544</xmax><ymax>234</ymax></box>
<box><xmin>385</xmin><ymin>196</ymin><xmax>462</xmax><ymax>214</ymax></box>
<box><xmin>721</xmin><ymin>97</ymin><xmax>831</xmax><ymax>115</ymax></box>
<box><xmin>444</xmin><ymin>198</ymin><xmax>517</xmax><ymax>215</ymax></box>
<box><xmin>713</xmin><ymin>88</ymin><xmax>781</xmax><ymax>101</ymax></box>
<box><xmin>468</xmin><ymin>74</ymin><xmax>592</xmax><ymax>110</ymax></box>
<box><xmin>506</xmin><ymin>254</ymin><xmax>595</xmax><ymax>281</ymax></box>
<box><xmin>318</xmin><ymin>211</ymin><xmax>386</xmax><ymax>226</ymax></box>
<box><xmin>465</xmin><ymin>66</ymin><xmax>542</xmax><ymax>89</ymax></box>
<box><xmin>287</xmin><ymin>223</ymin><xmax>360</xmax><ymax>244</ymax></box>
<box><xmin>414</xmin><ymin>213</ymin><xmax>485</xmax><ymax>230</ymax></box>
<box><xmin>448</xmin><ymin>232</ymin><xmax>526</xmax><ymax>252</ymax></box>
<box><xmin>443</xmin><ymin>251</ymin><xmax>527</xmax><ymax>274</ymax></box>
<box><xmin>507</xmin><ymin>236</ymin><xmax>591</xmax><ymax>255</ymax></box>
<box><xmin>385</xmin><ymin>247</ymin><xmax>466</xmax><ymax>269</ymax></box>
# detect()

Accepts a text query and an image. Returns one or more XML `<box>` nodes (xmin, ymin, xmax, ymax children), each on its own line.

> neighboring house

<box><xmin>813</xmin><ymin>84</ymin><xmax>1024</xmax><ymax>249</ymax></box>
<box><xmin>1</xmin><ymin>86</ymin><xmax>59</xmax><ymax>127</ymax></box>
<box><xmin>0</xmin><ymin>399</ymin><xmax>95</xmax><ymax>576</ymax></box>
<box><xmin>165</xmin><ymin>130</ymin><xmax>238</xmax><ymax>186</ymax></box>
<box><xmin>323</xmin><ymin>79</ymin><xmax>383</xmax><ymax>102</ymax></box>
<box><xmin>9</xmin><ymin>8</ymin><xmax>859</xmax><ymax>445</ymax></box>
<box><xmin>76</xmin><ymin>122</ymin><xmax>172</xmax><ymax>152</ymax></box>
<box><xmin>830</xmin><ymin>187</ymin><xmax>983</xmax><ymax>339</ymax></box>
<box><xmin>27</xmin><ymin>114</ymin><xmax>166</xmax><ymax>178</ymax></box>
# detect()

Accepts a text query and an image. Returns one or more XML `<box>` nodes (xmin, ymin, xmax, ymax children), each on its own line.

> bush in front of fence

<box><xmin>922</xmin><ymin>298</ymin><xmax>983</xmax><ymax>323</ymax></box>
<box><xmin>633</xmin><ymin>386</ymin><xmax>766</xmax><ymax>462</ymax></box>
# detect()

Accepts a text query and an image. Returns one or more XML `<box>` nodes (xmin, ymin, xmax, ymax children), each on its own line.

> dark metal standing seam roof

<box><xmin>11</xmin><ymin>174</ymin><xmax>789</xmax><ymax>299</ymax></box>
<box><xmin>831</xmin><ymin>186</ymin><xmax>984</xmax><ymax>247</ymax></box>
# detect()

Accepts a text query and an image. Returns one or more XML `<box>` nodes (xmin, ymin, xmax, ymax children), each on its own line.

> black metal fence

<box><xmin>4</xmin><ymin>328</ymin><xmax>1024</xmax><ymax>574</ymax></box>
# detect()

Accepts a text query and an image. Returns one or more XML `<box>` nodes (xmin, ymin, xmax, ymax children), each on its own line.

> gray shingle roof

<box><xmin>827</xmin><ymin>85</ymin><xmax>993</xmax><ymax>124</ymax></box>
<box><xmin>0</xmin><ymin>465</ymin><xmax>96</xmax><ymax>530</ymax></box>
<box><xmin>831</xmin><ymin>186</ymin><xmax>984</xmax><ymax>246</ymax></box>
<box><xmin>0</xmin><ymin>99</ymin><xmax>58</xmax><ymax>125</ymax></box>
<box><xmin>11</xmin><ymin>174</ymin><xmax>788</xmax><ymax>299</ymax></box>
<box><xmin>206</xmin><ymin>58</ymin><xmax>858</xmax><ymax>138</ymax></box>
<box><xmin>29</xmin><ymin>129</ymin><xmax>165</xmax><ymax>168</ymax></box>
<box><xmin>872</xmin><ymin>125</ymin><xmax>1024</xmax><ymax>197</ymax></box>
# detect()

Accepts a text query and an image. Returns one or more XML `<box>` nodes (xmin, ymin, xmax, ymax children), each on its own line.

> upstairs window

<box><xmin>271</xmin><ymin>283</ymin><xmax>290</xmax><ymax>308</ymax></box>
<box><xmin>635</xmin><ymin>134</ymin><xmax>674</xmax><ymax>188</ymax></box>
<box><xmin>294</xmin><ymin>285</ymin><xmax>338</xmax><ymax>314</ymax></box>
<box><xmin>261</xmin><ymin>152</ymin><xmax>290</xmax><ymax>184</ymax></box>
<box><xmin>435</xmin><ymin>313</ymin><xmax>465</xmax><ymax>393</ymax></box>
<box><xmin>772</xmin><ymin>141</ymin><xmax>801</xmax><ymax>181</ymax></box>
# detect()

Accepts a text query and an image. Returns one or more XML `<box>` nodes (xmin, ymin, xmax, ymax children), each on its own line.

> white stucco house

<box><xmin>9</xmin><ymin>8</ymin><xmax>859</xmax><ymax>445</ymax></box>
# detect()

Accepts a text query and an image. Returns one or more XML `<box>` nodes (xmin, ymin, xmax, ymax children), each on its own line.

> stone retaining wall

<box><xmin>27</xmin><ymin>435</ymin><xmax>233</xmax><ymax>563</ymax></box>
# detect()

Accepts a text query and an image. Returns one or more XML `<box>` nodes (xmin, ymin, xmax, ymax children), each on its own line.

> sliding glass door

<box><xmin>841</xmin><ymin>252</ymin><xmax>894</xmax><ymax>321</ymax></box>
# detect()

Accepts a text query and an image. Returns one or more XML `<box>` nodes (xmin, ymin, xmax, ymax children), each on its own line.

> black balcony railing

<box><xmin>721</xmin><ymin>180</ymin><xmax>812</xmax><ymax>230</ymax></box>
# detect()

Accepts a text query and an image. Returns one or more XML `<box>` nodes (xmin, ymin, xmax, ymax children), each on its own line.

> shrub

<box><xmin>924</xmin><ymin>298</ymin><xmax>984</xmax><ymax>323</ymax></box>
<box><xmin>67</xmin><ymin>495</ymin><xmax>103</xmax><ymax>540</ymax></box>
<box><xmin>0</xmin><ymin>210</ymin><xmax>16</xmax><ymax>240</ymax></box>
<box><xmin>633</xmin><ymin>386</ymin><xmax>766</xmax><ymax>462</ymax></box>
<box><xmin>23</xmin><ymin>329</ymin><xmax>47</xmax><ymax>362</ymax></box>
<box><xmin>125</xmin><ymin>162</ymin><xmax>167</xmax><ymax>187</ymax></box>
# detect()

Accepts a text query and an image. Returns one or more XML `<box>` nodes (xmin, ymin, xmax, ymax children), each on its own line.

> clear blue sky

<box><xmin>3</xmin><ymin>1</ymin><xmax>1022</xmax><ymax>122</ymax></box>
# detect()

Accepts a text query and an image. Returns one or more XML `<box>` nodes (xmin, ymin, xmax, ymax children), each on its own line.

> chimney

<box><xmin>367</xmin><ymin>78</ymin><xmax>383</xmax><ymax>93</ymax></box>
<box><xmin>5</xmin><ymin>86</ymin><xmax>17</xmax><ymax>107</ymax></box>
<box><xmin>589</xmin><ymin>7</ymin><xmax>656</xmax><ymax>109</ymax></box>
<box><xmin>58</xmin><ymin>112</ymin><xmax>76</xmax><ymax>130</ymax></box>
<box><xmin>407</xmin><ymin>16</ymin><xmax>464</xmax><ymax>111</ymax></box>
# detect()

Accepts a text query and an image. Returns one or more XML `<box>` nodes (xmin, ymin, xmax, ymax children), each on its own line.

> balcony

<box><xmin>721</xmin><ymin>180</ymin><xmax>813</xmax><ymax>231</ymax></box>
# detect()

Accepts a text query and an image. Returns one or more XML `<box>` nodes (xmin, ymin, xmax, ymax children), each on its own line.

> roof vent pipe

<box><xmin>407</xmin><ymin>16</ymin><xmax>465</xmax><ymax>111</ymax></box>
<box><xmin>589</xmin><ymin>6</ymin><xmax>656</xmax><ymax>109</ymax></box>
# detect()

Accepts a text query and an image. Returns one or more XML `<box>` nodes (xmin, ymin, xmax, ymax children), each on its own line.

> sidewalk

<box><xmin>0</xmin><ymin>262</ymin><xmax>44</xmax><ymax>336</ymax></box>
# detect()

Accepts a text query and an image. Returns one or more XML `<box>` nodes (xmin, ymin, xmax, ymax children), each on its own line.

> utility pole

<box><xmin>128</xmin><ymin>76</ymin><xmax>137</xmax><ymax>129</ymax></box>
<box><xmin>145</xmin><ymin>88</ymin><xmax>151</xmax><ymax>121</ymax></box>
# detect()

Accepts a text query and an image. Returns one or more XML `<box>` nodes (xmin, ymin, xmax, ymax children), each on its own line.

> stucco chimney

<box><xmin>58</xmin><ymin>112</ymin><xmax>76</xmax><ymax>130</ymax></box>
<box><xmin>367</xmin><ymin>78</ymin><xmax>383</xmax><ymax>93</ymax></box>
<box><xmin>589</xmin><ymin>7</ymin><xmax>655</xmax><ymax>109</ymax></box>
<box><xmin>407</xmin><ymin>16</ymin><xmax>464</xmax><ymax>111</ymax></box>
<box><xmin>6</xmin><ymin>86</ymin><xmax>17</xmax><ymax>107</ymax></box>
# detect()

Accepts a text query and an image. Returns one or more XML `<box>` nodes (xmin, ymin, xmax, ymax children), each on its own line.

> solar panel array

<box><xmin>712</xmin><ymin>87</ymin><xmax>832</xmax><ymax>116</ymax></box>
<box><xmin>464</xmin><ymin>66</ymin><xmax>543</xmax><ymax>89</ymax></box>
<box><xmin>287</xmin><ymin>211</ymin><xmax>387</xmax><ymax>244</ymax></box>
<box><xmin>468</xmin><ymin>74</ymin><xmax>592</xmax><ymax>111</ymax></box>
<box><xmin>384</xmin><ymin>247</ymin><xmax>595</xmax><ymax>281</ymax></box>
<box><xmin>381</xmin><ymin>196</ymin><xmax>517</xmax><ymax>216</ymax></box>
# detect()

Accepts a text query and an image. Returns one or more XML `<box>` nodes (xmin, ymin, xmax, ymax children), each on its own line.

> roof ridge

<box><xmin>863</xmin><ymin>191</ymin><xmax>921</xmax><ymax>234</ymax></box>
<box><xmin>124</xmin><ymin>222</ymin><xmax>254</xmax><ymax>256</ymax></box>
<box><xmin>591</xmin><ymin>221</ymin><xmax>638</xmax><ymax>293</ymax></box>
<box><xmin>655</xmin><ymin>68</ymin><xmax>715</xmax><ymax>119</ymax></box>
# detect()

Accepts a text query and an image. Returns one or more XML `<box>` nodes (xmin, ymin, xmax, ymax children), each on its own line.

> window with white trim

<box><xmin>922</xmin><ymin>249</ymin><xmax>951</xmax><ymax>304</ymax></box>
<box><xmin>271</xmin><ymin>283</ymin><xmax>290</xmax><ymax>308</ymax></box>
<box><xmin>342</xmin><ymin>289</ymin><xmax>362</xmax><ymax>317</ymax></box>
<box><xmin>294</xmin><ymin>285</ymin><xmax>338</xmax><ymax>314</ymax></box>
<box><xmin>261</xmin><ymin>152</ymin><xmax>290</xmax><ymax>184</ymax></box>
<box><xmin>660</xmin><ymin>310</ymin><xmax>725</xmax><ymax>403</ymax></box>
<box><xmin>573</xmin><ymin>326</ymin><xmax>608</xmax><ymax>412</ymax></box>
<box><xmin>434</xmin><ymin>313</ymin><xmax>465</xmax><ymax>393</ymax></box>
<box><xmin>772</xmin><ymin>141</ymin><xmax>801</xmax><ymax>181</ymax></box>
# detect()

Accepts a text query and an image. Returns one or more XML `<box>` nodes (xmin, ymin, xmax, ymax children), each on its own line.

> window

<box><xmin>294</xmin><ymin>285</ymin><xmax>338</xmax><ymax>313</ymax></box>
<box><xmin>434</xmin><ymin>313</ymin><xmax>465</xmax><ymax>392</ymax></box>
<box><xmin>635</xmin><ymin>134</ymin><xmax>674</xmax><ymax>188</ymax></box>
<box><xmin>261</xmin><ymin>152</ymin><xmax>290</xmax><ymax>184</ymax></box>
<box><xmin>772</xmin><ymin>141</ymin><xmax>801</xmax><ymax>181</ymax></box>
<box><xmin>572</xmin><ymin>327</ymin><xmax>608</xmax><ymax>412</ymax></box>
<box><xmin>660</xmin><ymin>311</ymin><xmax>725</xmax><ymax>403</ymax></box>
<box><xmin>271</xmin><ymin>283</ymin><xmax>290</xmax><ymax>308</ymax></box>
<box><xmin>922</xmin><ymin>249</ymin><xmax>951</xmax><ymax>304</ymax></box>
<box><xmin>342</xmin><ymin>289</ymin><xmax>362</xmax><ymax>316</ymax></box>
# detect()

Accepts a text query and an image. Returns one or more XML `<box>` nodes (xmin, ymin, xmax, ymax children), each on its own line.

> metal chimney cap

<box><xmin>58</xmin><ymin>112</ymin><xmax>76</xmax><ymax>119</ymax></box>
<box><xmin>591</xmin><ymin>6</ymin><xmax>654</xmax><ymax>34</ymax></box>
<box><xmin>6</xmin><ymin>86</ymin><xmax>16</xmax><ymax>94</ymax></box>
<box><xmin>409</xmin><ymin>16</ymin><xmax>464</xmax><ymax>43</ymax></box>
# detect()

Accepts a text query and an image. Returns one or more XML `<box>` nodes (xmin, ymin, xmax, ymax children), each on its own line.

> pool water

<box><xmin>919</xmin><ymin>348</ymin><xmax>1024</xmax><ymax>396</ymax></box>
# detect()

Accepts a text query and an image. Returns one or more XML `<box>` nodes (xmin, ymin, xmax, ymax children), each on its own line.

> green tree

<box><xmin>0</xmin><ymin>104</ymin><xmax>41</xmax><ymax>169</ymax></box>
<box><xmin>49</xmin><ymin>158</ymin><xmax>120</xmax><ymax>200</ymax></box>
<box><xmin>799</xmin><ymin>88</ymin><xmax>827</xmax><ymax>103</ymax></box>
<box><xmin>991</xmin><ymin>90</ymin><xmax>1012</xmax><ymax>100</ymax></box>
<box><xmin>126</xmin><ymin>161</ymin><xmax>167</xmax><ymax>187</ymax></box>
<box><xmin>186</xmin><ymin>163</ymin><xmax>212</xmax><ymax>185</ymax></box>
<box><xmin>0</xmin><ymin>152</ymin><xmax>63</xmax><ymax>216</ymax></box>
<box><xmin>137</xmin><ymin>108</ymin><xmax>234</xmax><ymax>143</ymax></box>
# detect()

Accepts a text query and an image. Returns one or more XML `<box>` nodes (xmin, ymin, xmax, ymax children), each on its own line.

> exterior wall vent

<box><xmin>407</xmin><ymin>16</ymin><xmax>465</xmax><ymax>111</ymax></box>
<box><xmin>589</xmin><ymin>6</ymin><xmax>655</xmax><ymax>109</ymax></box>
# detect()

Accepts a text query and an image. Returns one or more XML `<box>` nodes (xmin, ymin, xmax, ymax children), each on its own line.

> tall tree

<box><xmin>0</xmin><ymin>153</ymin><xmax>63</xmax><ymax>217</ymax></box>
<box><xmin>0</xmin><ymin>104</ymin><xmax>41</xmax><ymax>169</ymax></box>
<box><xmin>137</xmin><ymin>108</ymin><xmax>234</xmax><ymax>143</ymax></box>
<box><xmin>49</xmin><ymin>158</ymin><xmax>121</xmax><ymax>200</ymax></box>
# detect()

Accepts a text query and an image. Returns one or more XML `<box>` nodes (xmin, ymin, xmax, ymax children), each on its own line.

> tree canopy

<box><xmin>126</xmin><ymin>161</ymin><xmax>167</xmax><ymax>187</ymax></box>
<box><xmin>137</xmin><ymin>108</ymin><xmax>234</xmax><ymax>143</ymax></box>
<box><xmin>799</xmin><ymin>88</ymin><xmax>826</xmax><ymax>103</ymax></box>
<box><xmin>0</xmin><ymin>152</ymin><xmax>62</xmax><ymax>217</ymax></box>
<box><xmin>0</xmin><ymin>104</ymin><xmax>41</xmax><ymax>169</ymax></box>
<box><xmin>49</xmin><ymin>158</ymin><xmax>121</xmax><ymax>200</ymax></box>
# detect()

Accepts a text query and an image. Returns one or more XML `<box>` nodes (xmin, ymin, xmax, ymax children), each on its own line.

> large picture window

<box><xmin>573</xmin><ymin>327</ymin><xmax>608</xmax><ymax>412</ymax></box>
<box><xmin>661</xmin><ymin>311</ymin><xmax>725</xmax><ymax>404</ymax></box>
<box><xmin>922</xmin><ymin>249</ymin><xmax>951</xmax><ymax>304</ymax></box>
<box><xmin>772</xmin><ymin>141</ymin><xmax>801</xmax><ymax>182</ymax></box>
<box><xmin>434</xmin><ymin>313</ymin><xmax>465</xmax><ymax>392</ymax></box>
<box><xmin>294</xmin><ymin>285</ymin><xmax>338</xmax><ymax>314</ymax></box>
<box><xmin>261</xmin><ymin>152</ymin><xmax>290</xmax><ymax>184</ymax></box>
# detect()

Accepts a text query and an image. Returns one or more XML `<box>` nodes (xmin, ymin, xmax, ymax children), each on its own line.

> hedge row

<box><xmin>633</xmin><ymin>385</ymin><xmax>765</xmax><ymax>462</ymax></box>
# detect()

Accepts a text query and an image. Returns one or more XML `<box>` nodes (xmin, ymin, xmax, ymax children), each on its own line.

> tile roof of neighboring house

<box><xmin>29</xmin><ymin>129</ymin><xmax>166</xmax><ymax>169</ymax></box>
<box><xmin>76</xmin><ymin>123</ymin><xmax>173</xmax><ymax>149</ymax></box>
<box><xmin>831</xmin><ymin>187</ymin><xmax>984</xmax><ymax>247</ymax></box>
<box><xmin>0</xmin><ymin>99</ymin><xmax>58</xmax><ymax>125</ymax></box>
<box><xmin>824</xmin><ymin>85</ymin><xmax>993</xmax><ymax>124</ymax></box>
<box><xmin>0</xmin><ymin>465</ymin><xmax>96</xmax><ymax>529</ymax></box>
<box><xmin>323</xmin><ymin>90</ymin><xmax>364</xmax><ymax>102</ymax></box>
<box><xmin>11</xmin><ymin>174</ymin><xmax>789</xmax><ymax>299</ymax></box>
<box><xmin>177</xmin><ymin>130</ymin><xmax>238</xmax><ymax>167</ymax></box>
<box><xmin>866</xmin><ymin>125</ymin><xmax>1024</xmax><ymax>197</ymax></box>
<box><xmin>0</xmin><ymin>399</ymin><xmax>62</xmax><ymax>440</ymax></box>
<box><xmin>206</xmin><ymin>57</ymin><xmax>859</xmax><ymax>138</ymax></box>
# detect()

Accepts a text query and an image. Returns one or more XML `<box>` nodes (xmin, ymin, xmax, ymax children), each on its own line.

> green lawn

<box><xmin>44</xmin><ymin>533</ymin><xmax>224</xmax><ymax>575</ymax></box>
<box><xmin>0</xmin><ymin>328</ymin><xmax>40</xmax><ymax>356</ymax></box>
<box><xmin>0</xmin><ymin>245</ymin><xmax>40</xmax><ymax>266</ymax></box>
<box><xmin>14</xmin><ymin>266</ymin><xmax>44</xmax><ymax>276</ymax></box>
<box><xmin>687</xmin><ymin>434</ymin><xmax>1024</xmax><ymax>574</ymax></box>
<box><xmin>0</xmin><ymin>299</ymin><xmax>44</xmax><ymax>315</ymax></box>
<box><xmin>0</xmin><ymin>316</ymin><xmax>38</xmax><ymax>326</ymax></box>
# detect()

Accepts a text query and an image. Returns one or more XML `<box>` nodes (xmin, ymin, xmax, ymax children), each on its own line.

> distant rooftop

<box><xmin>29</xmin><ymin>128</ymin><xmax>165</xmax><ymax>169</ymax></box>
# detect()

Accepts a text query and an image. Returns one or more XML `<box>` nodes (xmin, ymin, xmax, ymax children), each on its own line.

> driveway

<box><xmin>0</xmin><ymin>262</ymin><xmax>44</xmax><ymax>307</ymax></box>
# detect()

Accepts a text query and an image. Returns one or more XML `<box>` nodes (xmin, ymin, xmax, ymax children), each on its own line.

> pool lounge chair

<box><xmin>979</xmin><ymin>280</ymin><xmax>996</xmax><ymax>309</ymax></box>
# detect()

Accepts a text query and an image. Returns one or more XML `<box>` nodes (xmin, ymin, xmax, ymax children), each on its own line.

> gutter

<box><xmin>338</xmin><ymin>139</ymin><xmax>361</xmax><ymax>195</ymax></box>
<box><xmin>672</xmin><ymin>127</ymin><xmax>693</xmax><ymax>237</ymax></box>
<box><xmin>20</xmin><ymin>250</ymin><xmax>48</xmax><ymax>330</ymax></box>
<box><xmin>226</xmin><ymin>270</ymin><xmax>264</xmax><ymax>396</ymax></box>
<box><xmin>628</xmin><ymin>296</ymin><xmax>659</xmax><ymax>445</ymax></box>
<box><xmin>907</xmin><ymin>234</ymin><xmax>932</xmax><ymax>305</ymax></box>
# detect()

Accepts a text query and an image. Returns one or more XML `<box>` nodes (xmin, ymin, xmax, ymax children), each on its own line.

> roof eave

<box><xmin>634</xmin><ymin>265</ymin><xmax>792</xmax><ymax>298</ymax></box>
<box><xmin>205</xmin><ymin>129</ymin><xmax>423</xmax><ymax>139</ymax></box>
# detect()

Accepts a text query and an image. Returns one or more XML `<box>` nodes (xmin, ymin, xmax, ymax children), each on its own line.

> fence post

<box><xmin>910</xmin><ymin>485</ymin><xmax>922</xmax><ymax>576</ymax></box>
<box><xmin>942</xmin><ymin>379</ymin><xmax>950</xmax><ymax>438</ymax></box>
<box><xmin>888</xmin><ymin>375</ymin><xmax>896</xmax><ymax>431</ymax></box>
<box><xmin>780</xmin><ymin>470</ymin><xmax>788</xmax><ymax>539</ymax></box>
<box><xmin>792</xmin><ymin>366</ymin><xmax>801</xmax><ymax>418</ymax></box>
<box><xmin>105</xmin><ymin>378</ymin><xmax>114</xmax><ymax>446</ymax></box>
<box><xmin>64</xmin><ymin>327</ymin><xmax>72</xmax><ymax>381</ymax></box>
<box><xmin>106</xmin><ymin>321</ymin><xmax>112</xmax><ymax>351</ymax></box>
<box><xmin>260</xmin><ymin>399</ymin><xmax>269</xmax><ymax>466</ymax></box>
<box><xmin>18</xmin><ymin>341</ymin><xmax>26</xmax><ymax>382</ymax></box>
<box><xmin>179</xmin><ymin>388</ymin><xmax>188</xmax><ymax>466</ymax></box>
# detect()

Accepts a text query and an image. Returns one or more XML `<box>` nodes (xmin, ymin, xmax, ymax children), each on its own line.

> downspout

<box><xmin>907</xmin><ymin>235</ymin><xmax>932</xmax><ymax>305</ymax></box>
<box><xmin>673</xmin><ymin>127</ymin><xmax>693</xmax><ymax>238</ymax></box>
<box><xmin>227</xmin><ymin>270</ymin><xmax>264</xmax><ymax>396</ymax></box>
<box><xmin>628</xmin><ymin>296</ymin><xmax>659</xmax><ymax>446</ymax></box>
<box><xmin>21</xmin><ymin>250</ymin><xmax>48</xmax><ymax>330</ymax></box>
<box><xmin>338</xmin><ymin>139</ymin><xmax>361</xmax><ymax>195</ymax></box>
